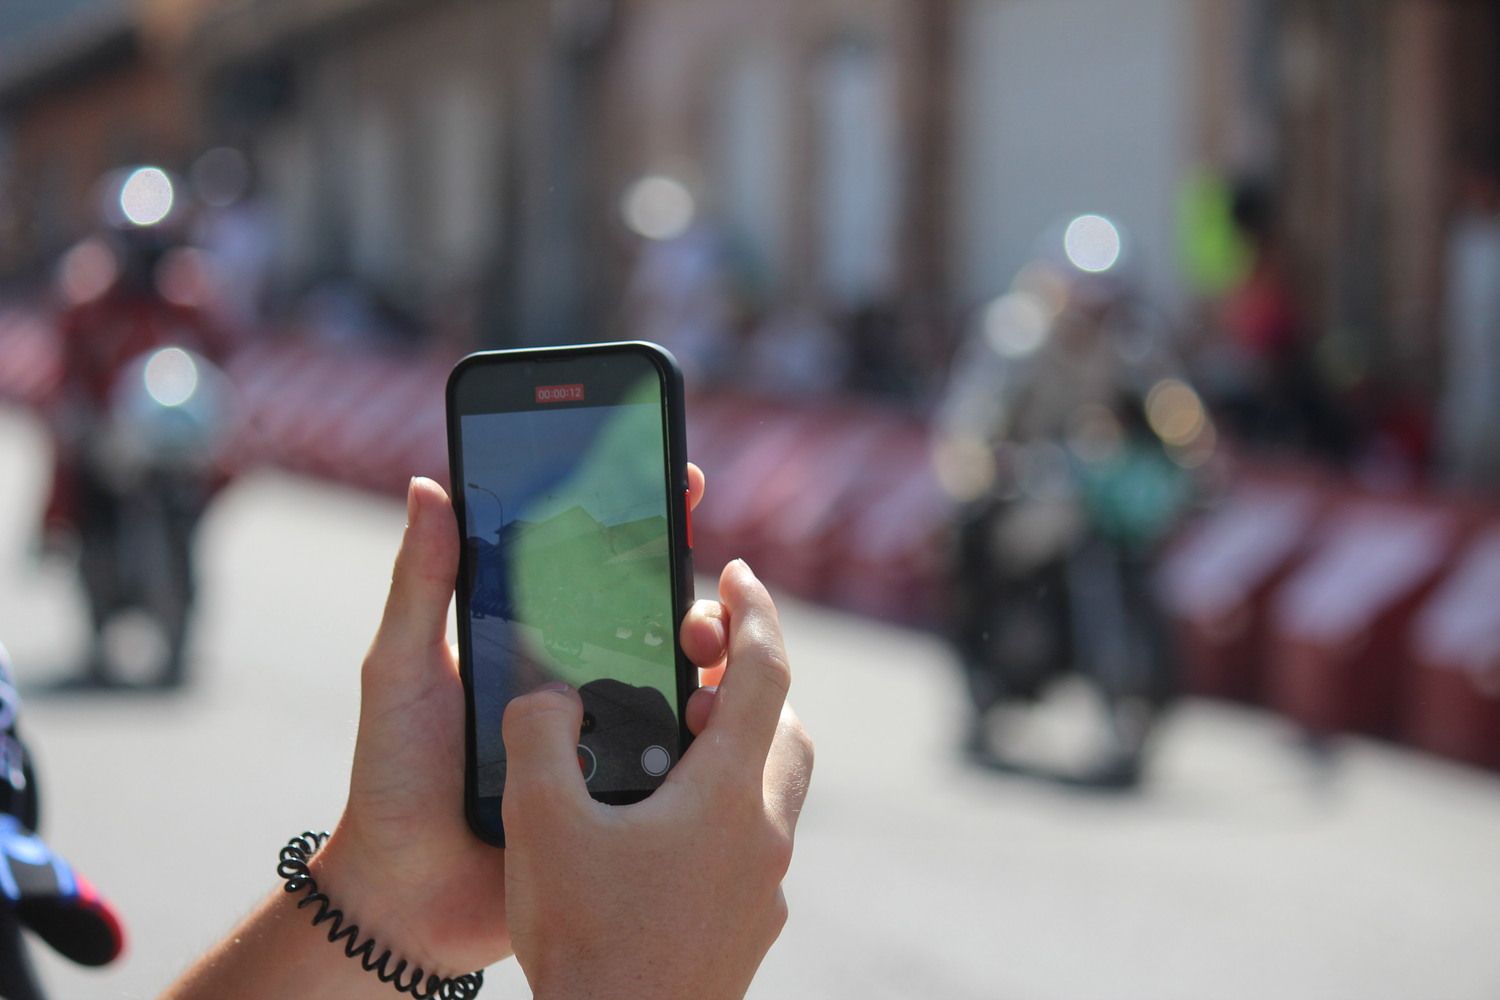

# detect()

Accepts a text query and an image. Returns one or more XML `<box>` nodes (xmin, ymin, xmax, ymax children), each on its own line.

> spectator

<box><xmin>1437</xmin><ymin>151</ymin><xmax>1500</xmax><ymax>490</ymax></box>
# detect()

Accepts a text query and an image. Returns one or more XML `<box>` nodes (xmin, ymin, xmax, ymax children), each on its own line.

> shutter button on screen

<box><xmin>577</xmin><ymin>745</ymin><xmax>598</xmax><ymax>783</ymax></box>
<box><xmin>641</xmin><ymin>745</ymin><xmax>671</xmax><ymax>777</ymax></box>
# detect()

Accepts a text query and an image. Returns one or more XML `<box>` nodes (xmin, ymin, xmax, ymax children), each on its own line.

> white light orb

<box><xmin>143</xmin><ymin>348</ymin><xmax>199</xmax><ymax>408</ymax></box>
<box><xmin>120</xmin><ymin>167</ymin><xmax>175</xmax><ymax>227</ymax></box>
<box><xmin>1063</xmin><ymin>214</ymin><xmax>1122</xmax><ymax>274</ymax></box>
<box><xmin>622</xmin><ymin>176</ymin><xmax>695</xmax><ymax>241</ymax></box>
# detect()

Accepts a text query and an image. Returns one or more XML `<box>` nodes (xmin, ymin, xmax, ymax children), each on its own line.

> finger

<box><xmin>704</xmin><ymin>560</ymin><xmax>790</xmax><ymax>761</ymax></box>
<box><xmin>680</xmin><ymin>600</ymin><xmax>727</xmax><ymax>676</ymax></box>
<box><xmin>688</xmin><ymin>462</ymin><xmax>705</xmax><ymax>512</ymax></box>
<box><xmin>764</xmin><ymin>704</ymin><xmax>814</xmax><ymax>837</ymax></box>
<box><xmin>684</xmin><ymin>685</ymin><xmax>717</xmax><ymax>736</ymax></box>
<box><xmin>367</xmin><ymin>478</ymin><xmax>458</xmax><ymax>678</ymax></box>
<box><xmin>501</xmin><ymin>684</ymin><xmax>591</xmax><ymax>823</ymax></box>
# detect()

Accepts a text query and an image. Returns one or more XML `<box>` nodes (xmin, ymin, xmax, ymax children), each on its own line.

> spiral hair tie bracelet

<box><xmin>277</xmin><ymin>832</ymin><xmax>485</xmax><ymax>999</ymax></box>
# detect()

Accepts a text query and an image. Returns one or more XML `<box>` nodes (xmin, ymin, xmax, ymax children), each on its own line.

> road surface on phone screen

<box><xmin>461</xmin><ymin>381</ymin><xmax>677</xmax><ymax>799</ymax></box>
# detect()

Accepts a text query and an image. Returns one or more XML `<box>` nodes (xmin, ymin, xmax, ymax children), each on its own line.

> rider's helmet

<box><xmin>55</xmin><ymin>165</ymin><xmax>186</xmax><ymax>308</ymax></box>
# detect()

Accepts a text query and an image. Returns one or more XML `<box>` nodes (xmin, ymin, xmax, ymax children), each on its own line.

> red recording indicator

<box><xmin>536</xmin><ymin>383</ymin><xmax>585</xmax><ymax>404</ymax></box>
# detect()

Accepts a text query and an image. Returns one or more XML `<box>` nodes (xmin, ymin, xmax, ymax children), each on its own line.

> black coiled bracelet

<box><xmin>277</xmin><ymin>832</ymin><xmax>485</xmax><ymax>999</ymax></box>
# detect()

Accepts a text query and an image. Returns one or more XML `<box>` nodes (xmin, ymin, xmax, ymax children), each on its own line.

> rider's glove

<box><xmin>0</xmin><ymin>643</ymin><xmax>124</xmax><ymax>967</ymax></box>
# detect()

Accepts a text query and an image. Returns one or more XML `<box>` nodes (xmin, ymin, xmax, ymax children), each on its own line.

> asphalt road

<box><xmin>2</xmin><ymin>409</ymin><xmax>1499</xmax><ymax>999</ymax></box>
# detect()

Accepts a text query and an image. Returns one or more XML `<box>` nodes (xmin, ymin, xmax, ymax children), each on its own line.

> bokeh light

<box><xmin>57</xmin><ymin>238</ymin><xmax>118</xmax><ymax>304</ymax></box>
<box><xmin>119</xmin><ymin>167</ymin><xmax>175</xmax><ymax>227</ymax></box>
<box><xmin>622</xmin><ymin>175</ymin><xmax>695</xmax><ymax>241</ymax></box>
<box><xmin>932</xmin><ymin>434</ymin><xmax>997</xmax><ymax>503</ymax></box>
<box><xmin>1145</xmin><ymin>378</ymin><xmax>1208</xmax><ymax>447</ymax></box>
<box><xmin>982</xmin><ymin>291</ymin><xmax>1051</xmax><ymax>358</ymax></box>
<box><xmin>143</xmin><ymin>347</ymin><xmax>200</xmax><ymax>408</ymax></box>
<box><xmin>1063</xmin><ymin>214</ymin><xmax>1122</xmax><ymax>273</ymax></box>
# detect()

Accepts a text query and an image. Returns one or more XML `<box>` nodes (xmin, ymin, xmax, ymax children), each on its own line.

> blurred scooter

<box><xmin>935</xmin><ymin>216</ymin><xmax>1209</xmax><ymax>786</ymax></box>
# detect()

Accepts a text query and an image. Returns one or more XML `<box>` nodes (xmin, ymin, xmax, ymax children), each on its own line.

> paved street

<box><xmin>2</xmin><ymin>408</ymin><xmax>1499</xmax><ymax>1000</ymax></box>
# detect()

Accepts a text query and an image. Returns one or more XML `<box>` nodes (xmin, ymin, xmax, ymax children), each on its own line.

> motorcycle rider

<box><xmin>0</xmin><ymin>641</ymin><xmax>126</xmax><ymax>999</ymax></box>
<box><xmin>935</xmin><ymin>216</ymin><xmax>1205</xmax><ymax>786</ymax></box>
<box><xmin>45</xmin><ymin>166</ymin><xmax>232</xmax><ymax>687</ymax></box>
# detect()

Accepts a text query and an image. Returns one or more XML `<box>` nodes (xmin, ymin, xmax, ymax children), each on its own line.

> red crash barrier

<box><xmin>1265</xmin><ymin>497</ymin><xmax>1463</xmax><ymax>737</ymax></box>
<box><xmin>759</xmin><ymin>412</ymin><xmax>908</xmax><ymax>601</ymax></box>
<box><xmin>225</xmin><ymin>344</ymin><xmax>450</xmax><ymax>493</ymax></box>
<box><xmin>675</xmin><ymin>393</ymin><xmax>952</xmax><ymax>623</ymax></box>
<box><xmin>822</xmin><ymin>429</ymin><xmax>952</xmax><ymax>627</ymax></box>
<box><xmin>1158</xmin><ymin>470</ymin><xmax>1328</xmax><ymax>702</ymax></box>
<box><xmin>1403</xmin><ymin>525</ymin><xmax>1500</xmax><ymax>771</ymax></box>
<box><xmin>225</xmin><ymin>351</ymin><xmax>955</xmax><ymax>625</ymax></box>
<box><xmin>686</xmin><ymin>401</ymin><xmax>810</xmax><ymax>575</ymax></box>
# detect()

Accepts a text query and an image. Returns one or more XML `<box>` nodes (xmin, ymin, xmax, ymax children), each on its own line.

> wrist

<box><xmin>305</xmin><ymin>828</ymin><xmax>407</xmax><ymax>944</ymax></box>
<box><xmin>281</xmin><ymin>831</ymin><xmax>485</xmax><ymax>998</ymax></box>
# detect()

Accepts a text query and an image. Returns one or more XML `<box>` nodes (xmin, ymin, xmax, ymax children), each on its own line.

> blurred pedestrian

<box><xmin>189</xmin><ymin>147</ymin><xmax>277</xmax><ymax>344</ymax></box>
<box><xmin>1437</xmin><ymin>151</ymin><xmax>1500</xmax><ymax>491</ymax></box>
<box><xmin>620</xmin><ymin>220</ymin><xmax>745</xmax><ymax>386</ymax></box>
<box><xmin>742</xmin><ymin>303</ymin><xmax>850</xmax><ymax>398</ymax></box>
<box><xmin>1208</xmin><ymin>180</ymin><xmax>1348</xmax><ymax>457</ymax></box>
<box><xmin>845</xmin><ymin>301</ymin><xmax>920</xmax><ymax>401</ymax></box>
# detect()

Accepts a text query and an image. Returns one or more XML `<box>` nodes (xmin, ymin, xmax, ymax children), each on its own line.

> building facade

<box><xmin>1201</xmin><ymin>0</ymin><xmax>1500</xmax><ymax>392</ymax></box>
<box><xmin>0</xmin><ymin>0</ymin><xmax>193</xmax><ymax>277</ymax></box>
<box><xmin>4</xmin><ymin>0</ymin><xmax>1492</xmax><ymax>397</ymax></box>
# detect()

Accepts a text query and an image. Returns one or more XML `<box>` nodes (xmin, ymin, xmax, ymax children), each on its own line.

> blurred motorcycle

<box><xmin>49</xmin><ymin>166</ymin><xmax>234</xmax><ymax>688</ymax></box>
<box><xmin>75</xmin><ymin>346</ymin><xmax>233</xmax><ymax>688</ymax></box>
<box><xmin>935</xmin><ymin>216</ymin><xmax>1210</xmax><ymax>786</ymax></box>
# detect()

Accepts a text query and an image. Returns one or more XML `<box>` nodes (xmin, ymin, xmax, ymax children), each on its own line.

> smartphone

<box><xmin>446</xmin><ymin>342</ymin><xmax>696</xmax><ymax>846</ymax></box>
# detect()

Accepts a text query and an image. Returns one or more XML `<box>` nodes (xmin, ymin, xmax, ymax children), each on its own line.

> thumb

<box><xmin>368</xmin><ymin>477</ymin><xmax>458</xmax><ymax>673</ymax></box>
<box><xmin>501</xmin><ymin>684</ymin><xmax>592</xmax><ymax>828</ymax></box>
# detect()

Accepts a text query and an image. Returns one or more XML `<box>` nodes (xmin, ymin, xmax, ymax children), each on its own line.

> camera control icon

<box><xmin>576</xmin><ymin>744</ymin><xmax>598</xmax><ymax>783</ymax></box>
<box><xmin>640</xmin><ymin>745</ymin><xmax>671</xmax><ymax>777</ymax></box>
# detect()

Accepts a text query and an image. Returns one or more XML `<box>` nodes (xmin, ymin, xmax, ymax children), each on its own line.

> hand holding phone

<box><xmin>447</xmin><ymin>343</ymin><xmax>697</xmax><ymax>845</ymax></box>
<box><xmin>163</xmin><ymin>472</ymin><xmax>740</xmax><ymax>998</ymax></box>
<box><xmin>502</xmin><ymin>560</ymin><xmax>814</xmax><ymax>1000</ymax></box>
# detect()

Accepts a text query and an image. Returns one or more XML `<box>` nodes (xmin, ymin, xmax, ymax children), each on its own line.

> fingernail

<box><xmin>733</xmin><ymin>558</ymin><xmax>754</xmax><ymax>576</ymax></box>
<box><xmin>536</xmin><ymin>680</ymin><xmax>572</xmax><ymax>694</ymax></box>
<box><xmin>406</xmin><ymin>477</ymin><xmax>419</xmax><ymax>526</ymax></box>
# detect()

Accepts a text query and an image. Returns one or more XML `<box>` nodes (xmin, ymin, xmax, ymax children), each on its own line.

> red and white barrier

<box><xmin>1265</xmin><ymin>498</ymin><xmax>1462</xmax><ymax>736</ymax></box>
<box><xmin>1403</xmin><ymin>526</ymin><xmax>1500</xmax><ymax>769</ymax></box>
<box><xmin>1158</xmin><ymin>470</ymin><xmax>1328</xmax><ymax>701</ymax></box>
<box><xmin>8</xmin><ymin>317</ymin><xmax>1500</xmax><ymax>772</ymax></box>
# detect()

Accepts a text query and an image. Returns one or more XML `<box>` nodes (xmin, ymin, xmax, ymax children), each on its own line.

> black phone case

<box><xmin>445</xmin><ymin>341</ymin><xmax>696</xmax><ymax>846</ymax></box>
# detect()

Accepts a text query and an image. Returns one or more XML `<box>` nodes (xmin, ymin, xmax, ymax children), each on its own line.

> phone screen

<box><xmin>451</xmin><ymin>348</ymin><xmax>687</xmax><ymax>841</ymax></box>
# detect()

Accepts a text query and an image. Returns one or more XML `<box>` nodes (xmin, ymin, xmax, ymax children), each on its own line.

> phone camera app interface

<box><xmin>462</xmin><ymin>369</ymin><xmax>678</xmax><ymax>803</ymax></box>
